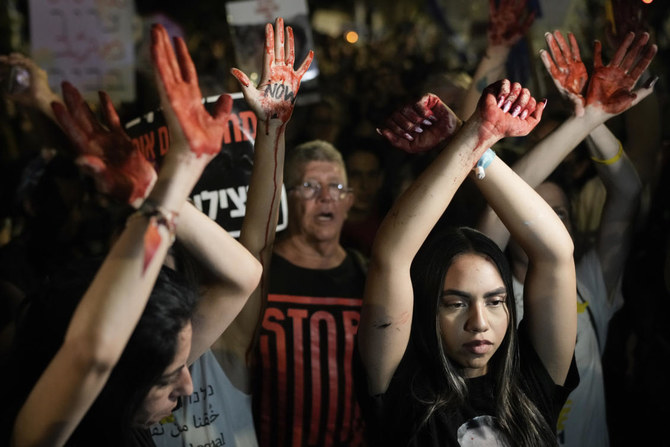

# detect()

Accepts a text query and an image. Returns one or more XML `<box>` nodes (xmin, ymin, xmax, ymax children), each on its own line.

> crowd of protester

<box><xmin>0</xmin><ymin>0</ymin><xmax>669</xmax><ymax>446</ymax></box>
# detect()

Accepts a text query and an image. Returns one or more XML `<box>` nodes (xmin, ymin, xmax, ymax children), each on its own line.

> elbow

<box><xmin>368</xmin><ymin>247</ymin><xmax>392</xmax><ymax>273</ymax></box>
<box><xmin>607</xmin><ymin>166</ymin><xmax>644</xmax><ymax>201</ymax></box>
<box><xmin>562</xmin><ymin>238</ymin><xmax>575</xmax><ymax>263</ymax></box>
<box><xmin>62</xmin><ymin>333</ymin><xmax>120</xmax><ymax>378</ymax></box>
<box><xmin>623</xmin><ymin>177</ymin><xmax>643</xmax><ymax>201</ymax></box>
<box><xmin>554</xmin><ymin>231</ymin><xmax>575</xmax><ymax>265</ymax></box>
<box><xmin>241</xmin><ymin>257</ymin><xmax>262</xmax><ymax>296</ymax></box>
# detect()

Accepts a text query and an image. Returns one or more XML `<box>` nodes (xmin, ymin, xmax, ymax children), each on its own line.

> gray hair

<box><xmin>284</xmin><ymin>140</ymin><xmax>347</xmax><ymax>187</ymax></box>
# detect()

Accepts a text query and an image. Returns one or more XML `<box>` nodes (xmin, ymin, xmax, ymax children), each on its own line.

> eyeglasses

<box><xmin>288</xmin><ymin>181</ymin><xmax>352</xmax><ymax>201</ymax></box>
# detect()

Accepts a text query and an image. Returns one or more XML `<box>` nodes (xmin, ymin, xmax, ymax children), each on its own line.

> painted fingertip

<box><xmin>520</xmin><ymin>109</ymin><xmax>529</xmax><ymax>120</ymax></box>
<box><xmin>376</xmin><ymin>128</ymin><xmax>383</xmax><ymax>136</ymax></box>
<box><xmin>502</xmin><ymin>100</ymin><xmax>512</xmax><ymax>113</ymax></box>
<box><xmin>403</xmin><ymin>132</ymin><xmax>414</xmax><ymax>142</ymax></box>
<box><xmin>497</xmin><ymin>96</ymin><xmax>505</xmax><ymax>108</ymax></box>
<box><xmin>541</xmin><ymin>98</ymin><xmax>548</xmax><ymax>106</ymax></box>
<box><xmin>414</xmin><ymin>126</ymin><xmax>424</xmax><ymax>133</ymax></box>
<box><xmin>422</xmin><ymin>119</ymin><xmax>433</xmax><ymax>126</ymax></box>
<box><xmin>428</xmin><ymin>115</ymin><xmax>438</xmax><ymax>122</ymax></box>
<box><xmin>511</xmin><ymin>106</ymin><xmax>521</xmax><ymax>118</ymax></box>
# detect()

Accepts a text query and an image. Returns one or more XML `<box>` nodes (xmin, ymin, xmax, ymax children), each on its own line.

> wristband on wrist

<box><xmin>590</xmin><ymin>140</ymin><xmax>623</xmax><ymax>165</ymax></box>
<box><xmin>475</xmin><ymin>148</ymin><xmax>496</xmax><ymax>180</ymax></box>
<box><xmin>128</xmin><ymin>200</ymin><xmax>179</xmax><ymax>243</ymax></box>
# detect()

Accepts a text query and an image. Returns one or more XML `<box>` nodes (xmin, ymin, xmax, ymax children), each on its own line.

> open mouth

<box><xmin>317</xmin><ymin>212</ymin><xmax>334</xmax><ymax>221</ymax></box>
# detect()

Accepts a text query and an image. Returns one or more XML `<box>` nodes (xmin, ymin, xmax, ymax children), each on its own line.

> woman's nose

<box><xmin>177</xmin><ymin>367</ymin><xmax>194</xmax><ymax>397</ymax></box>
<box><xmin>465</xmin><ymin>303</ymin><xmax>489</xmax><ymax>333</ymax></box>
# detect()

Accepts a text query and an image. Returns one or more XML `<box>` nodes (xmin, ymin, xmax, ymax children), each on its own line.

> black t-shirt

<box><xmin>254</xmin><ymin>251</ymin><xmax>367</xmax><ymax>447</ymax></box>
<box><xmin>355</xmin><ymin>321</ymin><xmax>579</xmax><ymax>446</ymax></box>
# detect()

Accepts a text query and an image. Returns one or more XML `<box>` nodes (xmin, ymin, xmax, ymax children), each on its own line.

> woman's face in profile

<box><xmin>133</xmin><ymin>322</ymin><xmax>194</xmax><ymax>427</ymax></box>
<box><xmin>438</xmin><ymin>253</ymin><xmax>509</xmax><ymax>378</ymax></box>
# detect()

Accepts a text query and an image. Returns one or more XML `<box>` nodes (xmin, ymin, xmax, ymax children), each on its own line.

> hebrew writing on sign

<box><xmin>124</xmin><ymin>92</ymin><xmax>288</xmax><ymax>238</ymax></box>
<box><xmin>29</xmin><ymin>0</ymin><xmax>136</xmax><ymax>103</ymax></box>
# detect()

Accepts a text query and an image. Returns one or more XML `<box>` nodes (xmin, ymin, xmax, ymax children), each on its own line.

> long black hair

<box><xmin>3</xmin><ymin>259</ymin><xmax>196</xmax><ymax>446</ymax></box>
<box><xmin>409</xmin><ymin>226</ymin><xmax>557</xmax><ymax>446</ymax></box>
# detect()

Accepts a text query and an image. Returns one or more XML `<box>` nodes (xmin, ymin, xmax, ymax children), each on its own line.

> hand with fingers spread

<box><xmin>52</xmin><ymin>81</ymin><xmax>156</xmax><ymax>207</ymax></box>
<box><xmin>0</xmin><ymin>52</ymin><xmax>61</xmax><ymax>119</ymax></box>
<box><xmin>606</xmin><ymin>0</ymin><xmax>649</xmax><ymax>50</ymax></box>
<box><xmin>377</xmin><ymin>93</ymin><xmax>462</xmax><ymax>154</ymax></box>
<box><xmin>488</xmin><ymin>0</ymin><xmax>535</xmax><ymax>47</ymax></box>
<box><xmin>586</xmin><ymin>32</ymin><xmax>657</xmax><ymax>115</ymax></box>
<box><xmin>231</xmin><ymin>17</ymin><xmax>313</xmax><ymax>126</ymax></box>
<box><xmin>540</xmin><ymin>30</ymin><xmax>588</xmax><ymax>116</ymax></box>
<box><xmin>475</xmin><ymin>79</ymin><xmax>545</xmax><ymax>143</ymax></box>
<box><xmin>150</xmin><ymin>23</ymin><xmax>233</xmax><ymax>159</ymax></box>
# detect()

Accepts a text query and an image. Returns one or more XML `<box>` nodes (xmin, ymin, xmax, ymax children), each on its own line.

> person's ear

<box><xmin>343</xmin><ymin>190</ymin><xmax>355</xmax><ymax>211</ymax></box>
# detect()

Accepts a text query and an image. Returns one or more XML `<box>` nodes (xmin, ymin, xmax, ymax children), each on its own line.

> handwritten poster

<box><xmin>124</xmin><ymin>92</ymin><xmax>289</xmax><ymax>238</ymax></box>
<box><xmin>28</xmin><ymin>0</ymin><xmax>135</xmax><ymax>102</ymax></box>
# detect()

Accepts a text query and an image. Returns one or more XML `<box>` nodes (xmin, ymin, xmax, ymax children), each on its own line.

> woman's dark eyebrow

<box><xmin>484</xmin><ymin>287</ymin><xmax>507</xmax><ymax>298</ymax></box>
<box><xmin>441</xmin><ymin>287</ymin><xmax>507</xmax><ymax>299</ymax></box>
<box><xmin>441</xmin><ymin>289</ymin><xmax>471</xmax><ymax>298</ymax></box>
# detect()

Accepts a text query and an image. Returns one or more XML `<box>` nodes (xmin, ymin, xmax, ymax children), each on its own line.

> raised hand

<box><xmin>476</xmin><ymin>79</ymin><xmax>545</xmax><ymax>142</ymax></box>
<box><xmin>586</xmin><ymin>32</ymin><xmax>657</xmax><ymax>115</ymax></box>
<box><xmin>377</xmin><ymin>93</ymin><xmax>462</xmax><ymax>154</ymax></box>
<box><xmin>605</xmin><ymin>0</ymin><xmax>649</xmax><ymax>50</ymax></box>
<box><xmin>0</xmin><ymin>52</ymin><xmax>61</xmax><ymax>118</ymax></box>
<box><xmin>231</xmin><ymin>17</ymin><xmax>313</xmax><ymax>126</ymax></box>
<box><xmin>151</xmin><ymin>23</ymin><xmax>233</xmax><ymax>158</ymax></box>
<box><xmin>52</xmin><ymin>81</ymin><xmax>156</xmax><ymax>207</ymax></box>
<box><xmin>488</xmin><ymin>0</ymin><xmax>535</xmax><ymax>47</ymax></box>
<box><xmin>540</xmin><ymin>30</ymin><xmax>588</xmax><ymax>116</ymax></box>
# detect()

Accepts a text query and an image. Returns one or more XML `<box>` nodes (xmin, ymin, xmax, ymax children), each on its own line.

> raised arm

<box><xmin>359</xmin><ymin>80</ymin><xmax>545</xmax><ymax>394</ymax></box>
<box><xmin>584</xmin><ymin>125</ymin><xmax>641</xmax><ymax>299</ymax></box>
<box><xmin>0</xmin><ymin>52</ymin><xmax>61</xmax><ymax>122</ymax></box>
<box><xmin>52</xmin><ymin>82</ymin><xmax>157</xmax><ymax>208</ymax></box>
<box><xmin>214</xmin><ymin>17</ymin><xmax>313</xmax><ymax>388</ymax></box>
<box><xmin>11</xmin><ymin>61</ymin><xmax>215</xmax><ymax>446</ymax></box>
<box><xmin>459</xmin><ymin>0</ymin><xmax>535</xmax><ymax>118</ymax></box>
<box><xmin>475</xmin><ymin>154</ymin><xmax>576</xmax><ymax>384</ymax></box>
<box><xmin>478</xmin><ymin>30</ymin><xmax>656</xmax><ymax>249</ymax></box>
<box><xmin>376</xmin><ymin>93</ymin><xmax>462</xmax><ymax>154</ymax></box>
<box><xmin>149</xmin><ymin>23</ymin><xmax>262</xmax><ymax>365</ymax></box>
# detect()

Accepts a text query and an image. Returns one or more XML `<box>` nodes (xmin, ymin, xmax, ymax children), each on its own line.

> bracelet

<box><xmin>128</xmin><ymin>200</ymin><xmax>179</xmax><ymax>243</ymax></box>
<box><xmin>475</xmin><ymin>148</ymin><xmax>496</xmax><ymax>180</ymax></box>
<box><xmin>590</xmin><ymin>140</ymin><xmax>624</xmax><ymax>165</ymax></box>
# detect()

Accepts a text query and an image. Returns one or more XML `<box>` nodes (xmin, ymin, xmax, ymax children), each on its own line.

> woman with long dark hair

<box><xmin>357</xmin><ymin>81</ymin><xmax>578</xmax><ymax>446</ymax></box>
<box><xmin>5</xmin><ymin>24</ymin><xmax>262</xmax><ymax>446</ymax></box>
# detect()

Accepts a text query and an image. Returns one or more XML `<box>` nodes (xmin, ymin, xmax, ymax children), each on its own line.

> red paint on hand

<box><xmin>476</xmin><ymin>79</ymin><xmax>545</xmax><ymax>147</ymax></box>
<box><xmin>488</xmin><ymin>0</ymin><xmax>535</xmax><ymax>47</ymax></box>
<box><xmin>606</xmin><ymin>0</ymin><xmax>650</xmax><ymax>50</ymax></box>
<box><xmin>231</xmin><ymin>17</ymin><xmax>313</xmax><ymax>125</ymax></box>
<box><xmin>52</xmin><ymin>82</ymin><xmax>156</xmax><ymax>207</ymax></box>
<box><xmin>151</xmin><ymin>24</ymin><xmax>233</xmax><ymax>158</ymax></box>
<box><xmin>379</xmin><ymin>93</ymin><xmax>462</xmax><ymax>154</ymax></box>
<box><xmin>586</xmin><ymin>32</ymin><xmax>657</xmax><ymax>115</ymax></box>
<box><xmin>541</xmin><ymin>30</ymin><xmax>588</xmax><ymax>116</ymax></box>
